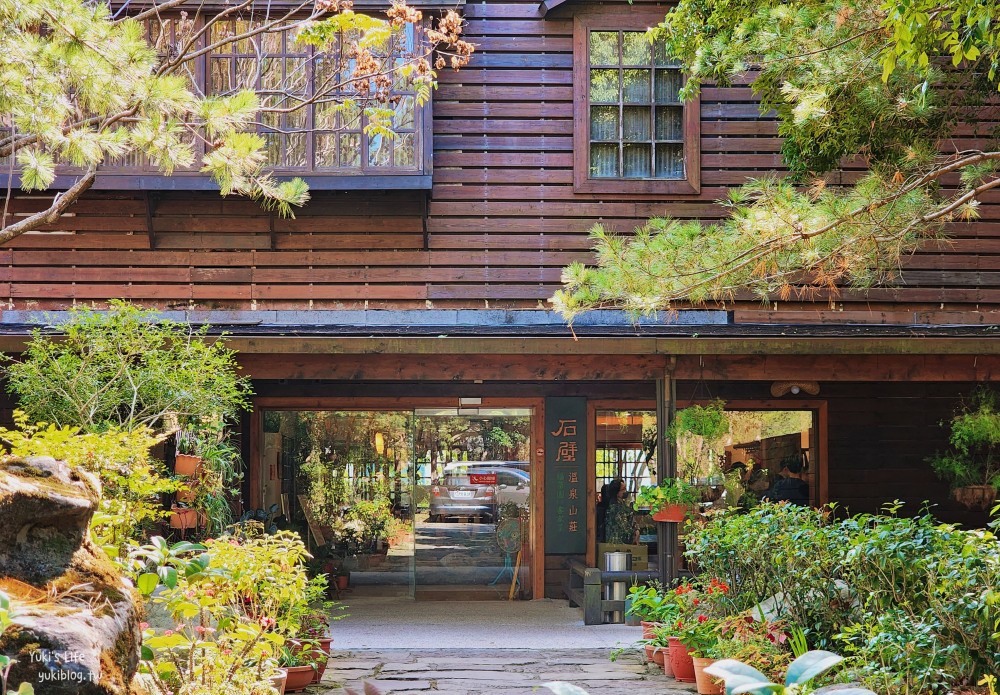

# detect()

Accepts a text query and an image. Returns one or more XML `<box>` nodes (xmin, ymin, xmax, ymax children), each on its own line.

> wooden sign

<box><xmin>544</xmin><ymin>397</ymin><xmax>587</xmax><ymax>554</ymax></box>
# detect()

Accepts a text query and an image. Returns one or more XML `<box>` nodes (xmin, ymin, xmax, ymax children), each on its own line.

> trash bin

<box><xmin>603</xmin><ymin>551</ymin><xmax>632</xmax><ymax>623</ymax></box>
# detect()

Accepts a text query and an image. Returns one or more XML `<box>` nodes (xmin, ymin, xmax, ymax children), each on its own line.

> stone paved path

<box><xmin>311</xmin><ymin>648</ymin><xmax>697</xmax><ymax>694</ymax></box>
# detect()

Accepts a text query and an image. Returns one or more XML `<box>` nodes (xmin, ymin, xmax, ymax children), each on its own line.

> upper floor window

<box><xmin>208</xmin><ymin>19</ymin><xmax>421</xmax><ymax>174</ymax></box>
<box><xmin>573</xmin><ymin>11</ymin><xmax>700</xmax><ymax>195</ymax></box>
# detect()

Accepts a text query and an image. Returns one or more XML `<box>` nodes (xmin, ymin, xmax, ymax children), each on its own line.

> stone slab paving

<box><xmin>310</xmin><ymin>648</ymin><xmax>698</xmax><ymax>694</ymax></box>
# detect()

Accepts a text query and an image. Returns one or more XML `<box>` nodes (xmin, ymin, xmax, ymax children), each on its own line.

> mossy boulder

<box><xmin>0</xmin><ymin>456</ymin><xmax>141</xmax><ymax>694</ymax></box>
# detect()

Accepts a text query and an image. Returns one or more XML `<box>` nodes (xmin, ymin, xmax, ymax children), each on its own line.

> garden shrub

<box><xmin>685</xmin><ymin>503</ymin><xmax>1000</xmax><ymax>693</ymax></box>
<box><xmin>685</xmin><ymin>503</ymin><xmax>851</xmax><ymax>646</ymax></box>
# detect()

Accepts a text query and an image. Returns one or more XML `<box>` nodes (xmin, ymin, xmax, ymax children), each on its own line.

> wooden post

<box><xmin>583</xmin><ymin>566</ymin><xmax>603</xmax><ymax>626</ymax></box>
<box><xmin>656</xmin><ymin>363</ymin><xmax>678</xmax><ymax>586</ymax></box>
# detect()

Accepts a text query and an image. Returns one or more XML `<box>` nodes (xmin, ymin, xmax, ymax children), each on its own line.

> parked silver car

<box><xmin>428</xmin><ymin>462</ymin><xmax>530</xmax><ymax>522</ymax></box>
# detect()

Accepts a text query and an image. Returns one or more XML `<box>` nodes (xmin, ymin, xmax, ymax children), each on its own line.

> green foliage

<box><xmin>135</xmin><ymin>530</ymin><xmax>327</xmax><ymax>693</ymax></box>
<box><xmin>0</xmin><ymin>592</ymin><xmax>35</xmax><ymax>695</ymax></box>
<box><xmin>0</xmin><ymin>0</ymin><xmax>308</xmax><ymax>224</ymax></box>
<box><xmin>928</xmin><ymin>387</ymin><xmax>1000</xmax><ymax>489</ymax></box>
<box><xmin>0</xmin><ymin>413</ymin><xmax>177</xmax><ymax>554</ymax></box>
<box><xmin>552</xmin><ymin>0</ymin><xmax>1000</xmax><ymax>314</ymax></box>
<box><xmin>705</xmin><ymin>650</ymin><xmax>876</xmax><ymax>695</ymax></box>
<box><xmin>626</xmin><ymin>583</ymin><xmax>679</xmax><ymax>623</ymax></box>
<box><xmin>634</xmin><ymin>478</ymin><xmax>701</xmax><ymax>512</ymax></box>
<box><xmin>687</xmin><ymin>503</ymin><xmax>1000</xmax><ymax>693</ymax></box>
<box><xmin>837</xmin><ymin>609</ymin><xmax>960</xmax><ymax>694</ymax></box>
<box><xmin>4</xmin><ymin>301</ymin><xmax>252</xmax><ymax>433</ymax></box>
<box><xmin>668</xmin><ymin>400</ymin><xmax>729</xmax><ymax>442</ymax></box>
<box><xmin>683</xmin><ymin>504</ymin><xmax>853</xmax><ymax>646</ymax></box>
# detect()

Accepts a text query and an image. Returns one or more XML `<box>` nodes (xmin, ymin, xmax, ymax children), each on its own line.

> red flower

<box><xmin>692</xmin><ymin>598</ymin><xmax>700</xmax><ymax>606</ymax></box>
<box><xmin>698</xmin><ymin>614</ymin><xmax>708</xmax><ymax>623</ymax></box>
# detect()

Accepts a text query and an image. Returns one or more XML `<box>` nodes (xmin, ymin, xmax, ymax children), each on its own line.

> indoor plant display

<box><xmin>928</xmin><ymin>386</ymin><xmax>1000</xmax><ymax>510</ymax></box>
<box><xmin>635</xmin><ymin>478</ymin><xmax>701</xmax><ymax>522</ymax></box>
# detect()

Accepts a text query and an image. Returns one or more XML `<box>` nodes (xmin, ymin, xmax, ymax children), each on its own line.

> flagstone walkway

<box><xmin>313</xmin><ymin>648</ymin><xmax>696</xmax><ymax>694</ymax></box>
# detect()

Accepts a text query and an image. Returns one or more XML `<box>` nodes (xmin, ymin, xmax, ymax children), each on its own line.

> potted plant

<box><xmin>175</xmin><ymin>433</ymin><xmax>204</xmax><ymax>476</ymax></box>
<box><xmin>635</xmin><ymin>478</ymin><xmax>701</xmax><ymax>522</ymax></box>
<box><xmin>279</xmin><ymin>644</ymin><xmax>320</xmax><ymax>693</ymax></box>
<box><xmin>168</xmin><ymin>503</ymin><xmax>199</xmax><ymax>531</ymax></box>
<box><xmin>297</xmin><ymin>609</ymin><xmax>336</xmax><ymax>683</ymax></box>
<box><xmin>669</xmin><ymin>399</ymin><xmax>730</xmax><ymax>482</ymax></box>
<box><xmin>676</xmin><ymin>616</ymin><xmax>722</xmax><ymax>692</ymax></box>
<box><xmin>928</xmin><ymin>386</ymin><xmax>1000</xmax><ymax>510</ymax></box>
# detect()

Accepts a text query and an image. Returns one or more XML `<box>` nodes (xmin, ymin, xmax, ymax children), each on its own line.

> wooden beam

<box><xmin>232</xmin><ymin>352</ymin><xmax>1000</xmax><ymax>383</ymax></box>
<box><xmin>237</xmin><ymin>353</ymin><xmax>668</xmax><ymax>381</ymax></box>
<box><xmin>222</xmin><ymin>336</ymin><xmax>1000</xmax><ymax>356</ymax></box>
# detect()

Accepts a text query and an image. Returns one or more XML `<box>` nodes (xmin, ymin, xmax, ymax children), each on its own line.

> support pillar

<box><xmin>655</xmin><ymin>362</ymin><xmax>677</xmax><ymax>585</ymax></box>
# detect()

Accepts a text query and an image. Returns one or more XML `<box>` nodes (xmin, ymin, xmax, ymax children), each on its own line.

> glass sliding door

<box><xmin>258</xmin><ymin>406</ymin><xmax>534</xmax><ymax>599</ymax></box>
<box><xmin>260</xmin><ymin>410</ymin><xmax>415</xmax><ymax>598</ymax></box>
<box><xmin>412</xmin><ymin>408</ymin><xmax>533</xmax><ymax>599</ymax></box>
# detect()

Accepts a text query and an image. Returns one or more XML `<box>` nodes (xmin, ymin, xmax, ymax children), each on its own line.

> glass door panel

<box><xmin>412</xmin><ymin>409</ymin><xmax>533</xmax><ymax>598</ymax></box>
<box><xmin>260</xmin><ymin>410</ymin><xmax>415</xmax><ymax>598</ymax></box>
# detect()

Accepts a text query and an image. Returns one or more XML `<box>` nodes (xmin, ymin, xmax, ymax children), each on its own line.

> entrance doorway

<box><xmin>257</xmin><ymin>408</ymin><xmax>533</xmax><ymax>599</ymax></box>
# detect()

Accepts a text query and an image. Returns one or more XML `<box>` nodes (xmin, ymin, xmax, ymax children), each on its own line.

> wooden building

<box><xmin>1</xmin><ymin>0</ymin><xmax>998</xmax><ymax>600</ymax></box>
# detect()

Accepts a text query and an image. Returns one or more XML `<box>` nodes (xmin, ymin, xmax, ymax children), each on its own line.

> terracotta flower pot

<box><xmin>283</xmin><ymin>665</ymin><xmax>315</xmax><ymax>693</ymax></box>
<box><xmin>174</xmin><ymin>454</ymin><xmax>202</xmax><ymax>477</ymax></box>
<box><xmin>651</xmin><ymin>645</ymin><xmax>665</xmax><ymax>667</ymax></box>
<box><xmin>311</xmin><ymin>656</ymin><xmax>328</xmax><ymax>684</ymax></box>
<box><xmin>336</xmin><ymin>574</ymin><xmax>349</xmax><ymax>591</ymax></box>
<box><xmin>644</xmin><ymin>644</ymin><xmax>655</xmax><ymax>663</ymax></box>
<box><xmin>268</xmin><ymin>668</ymin><xmax>287</xmax><ymax>695</ymax></box>
<box><xmin>168</xmin><ymin>506</ymin><xmax>198</xmax><ymax>530</ymax></box>
<box><xmin>641</xmin><ymin>621</ymin><xmax>659</xmax><ymax>640</ymax></box>
<box><xmin>667</xmin><ymin>636</ymin><xmax>696</xmax><ymax>683</ymax></box>
<box><xmin>310</xmin><ymin>642</ymin><xmax>331</xmax><ymax>684</ymax></box>
<box><xmin>659</xmin><ymin>645</ymin><xmax>674</xmax><ymax>678</ymax></box>
<box><xmin>652</xmin><ymin>504</ymin><xmax>690</xmax><ymax>523</ymax></box>
<box><xmin>693</xmin><ymin>657</ymin><xmax>724</xmax><ymax>695</ymax></box>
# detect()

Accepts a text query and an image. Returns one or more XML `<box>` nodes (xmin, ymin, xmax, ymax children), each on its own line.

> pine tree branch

<box><xmin>0</xmin><ymin>169</ymin><xmax>97</xmax><ymax>244</ymax></box>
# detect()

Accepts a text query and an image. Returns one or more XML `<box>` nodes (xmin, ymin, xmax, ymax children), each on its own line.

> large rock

<box><xmin>0</xmin><ymin>456</ymin><xmax>141</xmax><ymax>695</ymax></box>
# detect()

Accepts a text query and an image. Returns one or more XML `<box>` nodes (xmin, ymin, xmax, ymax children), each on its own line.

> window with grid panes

<box><xmin>573</xmin><ymin>12</ymin><xmax>700</xmax><ymax>194</ymax></box>
<box><xmin>588</xmin><ymin>31</ymin><xmax>683</xmax><ymax>179</ymax></box>
<box><xmin>208</xmin><ymin>19</ymin><xmax>420</xmax><ymax>173</ymax></box>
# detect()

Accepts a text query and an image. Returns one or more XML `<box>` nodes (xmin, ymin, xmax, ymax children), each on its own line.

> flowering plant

<box><xmin>675</xmin><ymin>614</ymin><xmax>721</xmax><ymax>657</ymax></box>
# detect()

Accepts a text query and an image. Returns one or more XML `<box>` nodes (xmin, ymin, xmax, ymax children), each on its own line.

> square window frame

<box><xmin>572</xmin><ymin>10</ymin><xmax>700</xmax><ymax>195</ymax></box>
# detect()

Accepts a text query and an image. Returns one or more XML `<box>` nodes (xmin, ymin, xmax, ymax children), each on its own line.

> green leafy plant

<box><xmin>0</xmin><ymin>592</ymin><xmax>34</xmax><ymax>695</ymax></box>
<box><xmin>635</xmin><ymin>478</ymin><xmax>701</xmax><ymax>513</ymax></box>
<box><xmin>674</xmin><ymin>617</ymin><xmax>721</xmax><ymax>657</ymax></box>
<box><xmin>667</xmin><ymin>400</ymin><xmax>730</xmax><ymax>480</ymax></box>
<box><xmin>0</xmin><ymin>413</ymin><xmax>178</xmax><ymax>556</ymax></box>
<box><xmin>627</xmin><ymin>584</ymin><xmax>673</xmax><ymax>623</ymax></box>
<box><xmin>668</xmin><ymin>400</ymin><xmax>729</xmax><ymax>442</ymax></box>
<box><xmin>705</xmin><ymin>650</ymin><xmax>876</xmax><ymax>695</ymax></box>
<box><xmin>928</xmin><ymin>387</ymin><xmax>1000</xmax><ymax>492</ymax></box>
<box><xmin>4</xmin><ymin>301</ymin><xmax>253</xmax><ymax>434</ymax></box>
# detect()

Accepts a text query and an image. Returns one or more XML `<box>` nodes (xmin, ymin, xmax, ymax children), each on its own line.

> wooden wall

<box><xmin>1</xmin><ymin>0</ymin><xmax>998</xmax><ymax>321</ymax></box>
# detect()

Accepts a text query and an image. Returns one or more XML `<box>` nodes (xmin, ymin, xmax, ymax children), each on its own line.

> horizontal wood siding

<box><xmin>0</xmin><ymin>0</ymin><xmax>997</xmax><ymax>318</ymax></box>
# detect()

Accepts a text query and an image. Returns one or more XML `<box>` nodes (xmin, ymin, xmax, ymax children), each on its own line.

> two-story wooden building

<box><xmin>1</xmin><ymin>0</ymin><xmax>998</xmax><ymax>600</ymax></box>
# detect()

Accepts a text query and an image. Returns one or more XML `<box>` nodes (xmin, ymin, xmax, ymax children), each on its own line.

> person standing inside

<box><xmin>601</xmin><ymin>478</ymin><xmax>639</xmax><ymax>544</ymax></box>
<box><xmin>763</xmin><ymin>455</ymin><xmax>810</xmax><ymax>506</ymax></box>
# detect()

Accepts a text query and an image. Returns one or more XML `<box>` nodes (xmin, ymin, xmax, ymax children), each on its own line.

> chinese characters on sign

<box><xmin>545</xmin><ymin>398</ymin><xmax>587</xmax><ymax>553</ymax></box>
